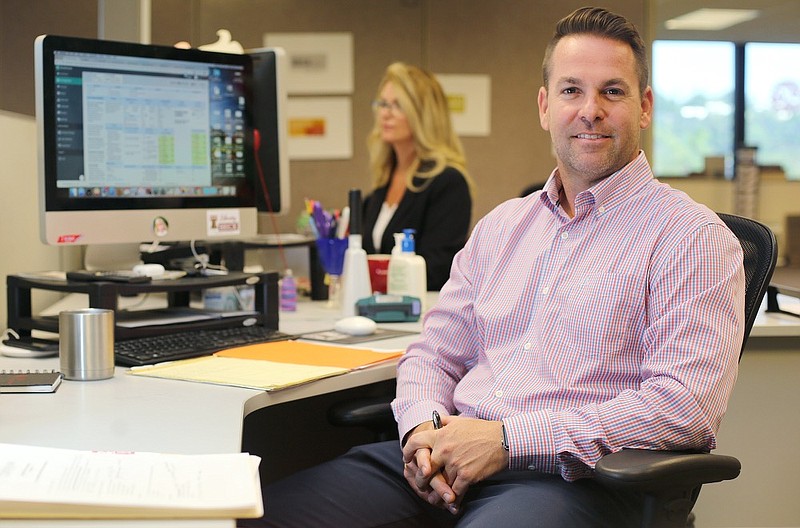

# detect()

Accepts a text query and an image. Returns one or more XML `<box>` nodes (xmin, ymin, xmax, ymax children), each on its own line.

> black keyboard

<box><xmin>115</xmin><ymin>325</ymin><xmax>295</xmax><ymax>366</ymax></box>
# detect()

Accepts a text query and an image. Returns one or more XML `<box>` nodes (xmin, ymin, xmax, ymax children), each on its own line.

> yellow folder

<box><xmin>128</xmin><ymin>341</ymin><xmax>403</xmax><ymax>391</ymax></box>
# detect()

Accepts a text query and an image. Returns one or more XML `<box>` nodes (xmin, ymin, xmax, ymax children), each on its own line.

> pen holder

<box><xmin>315</xmin><ymin>237</ymin><xmax>348</xmax><ymax>308</ymax></box>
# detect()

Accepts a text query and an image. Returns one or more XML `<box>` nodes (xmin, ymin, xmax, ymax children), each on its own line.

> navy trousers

<box><xmin>241</xmin><ymin>440</ymin><xmax>644</xmax><ymax>527</ymax></box>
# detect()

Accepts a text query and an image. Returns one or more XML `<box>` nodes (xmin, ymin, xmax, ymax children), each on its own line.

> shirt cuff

<box><xmin>397</xmin><ymin>401</ymin><xmax>449</xmax><ymax>444</ymax></box>
<box><xmin>503</xmin><ymin>410</ymin><xmax>561</xmax><ymax>473</ymax></box>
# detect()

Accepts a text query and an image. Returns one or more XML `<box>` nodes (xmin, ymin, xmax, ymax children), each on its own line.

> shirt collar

<box><xmin>540</xmin><ymin>151</ymin><xmax>653</xmax><ymax>215</ymax></box>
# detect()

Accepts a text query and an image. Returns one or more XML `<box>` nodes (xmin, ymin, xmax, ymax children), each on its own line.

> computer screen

<box><xmin>34</xmin><ymin>34</ymin><xmax>262</xmax><ymax>246</ymax></box>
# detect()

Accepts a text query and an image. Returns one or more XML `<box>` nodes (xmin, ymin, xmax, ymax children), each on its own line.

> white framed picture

<box><xmin>264</xmin><ymin>32</ymin><xmax>353</xmax><ymax>95</ymax></box>
<box><xmin>436</xmin><ymin>74</ymin><xmax>492</xmax><ymax>137</ymax></box>
<box><xmin>286</xmin><ymin>97</ymin><xmax>352</xmax><ymax>160</ymax></box>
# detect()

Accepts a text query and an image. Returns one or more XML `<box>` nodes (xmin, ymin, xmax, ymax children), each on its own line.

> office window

<box><xmin>651</xmin><ymin>41</ymin><xmax>735</xmax><ymax>177</ymax></box>
<box><xmin>745</xmin><ymin>43</ymin><xmax>800</xmax><ymax>180</ymax></box>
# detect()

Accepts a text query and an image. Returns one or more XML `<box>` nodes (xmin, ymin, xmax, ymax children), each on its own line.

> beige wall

<box><xmin>0</xmin><ymin>0</ymin><xmax>647</xmax><ymax>323</ymax></box>
<box><xmin>1</xmin><ymin>0</ymin><xmax>648</xmax><ymax>235</ymax></box>
<box><xmin>0</xmin><ymin>0</ymin><xmax>94</xmax><ymax>328</ymax></box>
<box><xmin>152</xmin><ymin>0</ymin><xmax>646</xmax><ymax>235</ymax></box>
<box><xmin>0</xmin><ymin>111</ymin><xmax>82</xmax><ymax>325</ymax></box>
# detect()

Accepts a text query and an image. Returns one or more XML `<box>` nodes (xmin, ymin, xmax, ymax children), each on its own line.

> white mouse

<box><xmin>334</xmin><ymin>316</ymin><xmax>378</xmax><ymax>336</ymax></box>
<box><xmin>132</xmin><ymin>263</ymin><xmax>165</xmax><ymax>277</ymax></box>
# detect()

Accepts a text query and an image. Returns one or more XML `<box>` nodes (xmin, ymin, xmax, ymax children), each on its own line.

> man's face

<box><xmin>538</xmin><ymin>34</ymin><xmax>653</xmax><ymax>186</ymax></box>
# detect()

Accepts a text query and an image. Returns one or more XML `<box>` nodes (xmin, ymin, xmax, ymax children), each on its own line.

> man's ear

<box><xmin>639</xmin><ymin>86</ymin><xmax>654</xmax><ymax>130</ymax></box>
<box><xmin>538</xmin><ymin>86</ymin><xmax>550</xmax><ymax>131</ymax></box>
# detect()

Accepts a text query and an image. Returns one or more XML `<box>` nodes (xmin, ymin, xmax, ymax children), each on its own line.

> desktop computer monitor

<box><xmin>248</xmin><ymin>47</ymin><xmax>290</xmax><ymax>218</ymax></box>
<box><xmin>34</xmin><ymin>34</ymin><xmax>271</xmax><ymax>247</ymax></box>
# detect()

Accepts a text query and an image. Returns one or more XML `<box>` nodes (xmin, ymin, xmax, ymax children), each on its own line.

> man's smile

<box><xmin>574</xmin><ymin>133</ymin><xmax>611</xmax><ymax>139</ymax></box>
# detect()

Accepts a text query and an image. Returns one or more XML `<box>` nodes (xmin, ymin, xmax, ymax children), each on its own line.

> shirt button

<box><xmin>495</xmin><ymin>390</ymin><xmax>503</xmax><ymax>398</ymax></box>
<box><xmin>561</xmin><ymin>232</ymin><xmax>569</xmax><ymax>240</ymax></box>
<box><xmin>528</xmin><ymin>465</ymin><xmax>537</xmax><ymax>471</ymax></box>
<box><xmin>542</xmin><ymin>286</ymin><xmax>550</xmax><ymax>295</ymax></box>
<box><xmin>523</xmin><ymin>342</ymin><xmax>532</xmax><ymax>350</ymax></box>
<box><xmin>598</xmin><ymin>206</ymin><xmax>606</xmax><ymax>214</ymax></box>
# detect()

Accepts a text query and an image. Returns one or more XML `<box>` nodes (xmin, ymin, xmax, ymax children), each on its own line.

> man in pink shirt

<box><xmin>254</xmin><ymin>7</ymin><xmax>745</xmax><ymax>527</ymax></box>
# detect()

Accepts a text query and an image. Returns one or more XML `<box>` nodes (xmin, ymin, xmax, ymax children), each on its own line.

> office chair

<box><xmin>329</xmin><ymin>212</ymin><xmax>777</xmax><ymax>528</ymax></box>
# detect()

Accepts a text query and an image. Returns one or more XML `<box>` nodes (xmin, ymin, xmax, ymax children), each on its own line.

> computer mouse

<box><xmin>132</xmin><ymin>263</ymin><xmax>165</xmax><ymax>277</ymax></box>
<box><xmin>334</xmin><ymin>316</ymin><xmax>378</xmax><ymax>336</ymax></box>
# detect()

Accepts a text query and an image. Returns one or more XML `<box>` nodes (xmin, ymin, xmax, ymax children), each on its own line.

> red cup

<box><xmin>367</xmin><ymin>255</ymin><xmax>391</xmax><ymax>294</ymax></box>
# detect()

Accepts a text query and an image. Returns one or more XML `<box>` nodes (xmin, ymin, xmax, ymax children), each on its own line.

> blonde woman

<box><xmin>362</xmin><ymin>62</ymin><xmax>475</xmax><ymax>290</ymax></box>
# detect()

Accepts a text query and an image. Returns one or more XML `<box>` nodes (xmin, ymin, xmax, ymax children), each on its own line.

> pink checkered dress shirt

<box><xmin>394</xmin><ymin>152</ymin><xmax>745</xmax><ymax>481</ymax></box>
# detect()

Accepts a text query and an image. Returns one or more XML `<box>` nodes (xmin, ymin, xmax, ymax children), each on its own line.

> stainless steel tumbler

<box><xmin>59</xmin><ymin>308</ymin><xmax>115</xmax><ymax>381</ymax></box>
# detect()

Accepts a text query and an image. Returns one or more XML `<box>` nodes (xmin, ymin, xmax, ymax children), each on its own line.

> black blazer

<box><xmin>362</xmin><ymin>167</ymin><xmax>471</xmax><ymax>291</ymax></box>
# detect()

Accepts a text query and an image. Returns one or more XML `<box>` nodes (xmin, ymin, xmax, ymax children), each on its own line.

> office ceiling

<box><xmin>654</xmin><ymin>0</ymin><xmax>800</xmax><ymax>42</ymax></box>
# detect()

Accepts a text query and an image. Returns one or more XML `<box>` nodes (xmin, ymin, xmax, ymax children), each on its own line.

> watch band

<box><xmin>501</xmin><ymin>423</ymin><xmax>510</xmax><ymax>451</ymax></box>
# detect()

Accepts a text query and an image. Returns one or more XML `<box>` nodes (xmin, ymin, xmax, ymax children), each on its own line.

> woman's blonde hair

<box><xmin>367</xmin><ymin>62</ymin><xmax>474</xmax><ymax>197</ymax></box>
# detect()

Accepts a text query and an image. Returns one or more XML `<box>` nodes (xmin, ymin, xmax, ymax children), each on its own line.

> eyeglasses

<box><xmin>372</xmin><ymin>99</ymin><xmax>404</xmax><ymax>114</ymax></box>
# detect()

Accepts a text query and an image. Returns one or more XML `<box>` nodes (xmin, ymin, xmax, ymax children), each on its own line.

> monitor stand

<box><xmin>84</xmin><ymin>243</ymin><xmax>143</xmax><ymax>271</ymax></box>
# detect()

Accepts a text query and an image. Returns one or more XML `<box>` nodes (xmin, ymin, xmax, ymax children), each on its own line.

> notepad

<box><xmin>129</xmin><ymin>356</ymin><xmax>348</xmax><ymax>391</ymax></box>
<box><xmin>128</xmin><ymin>341</ymin><xmax>403</xmax><ymax>391</ymax></box>
<box><xmin>0</xmin><ymin>370</ymin><xmax>62</xmax><ymax>393</ymax></box>
<box><xmin>0</xmin><ymin>443</ymin><xmax>263</xmax><ymax>519</ymax></box>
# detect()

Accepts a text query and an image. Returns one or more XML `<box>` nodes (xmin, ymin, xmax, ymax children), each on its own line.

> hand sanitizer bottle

<box><xmin>280</xmin><ymin>269</ymin><xmax>297</xmax><ymax>312</ymax></box>
<box><xmin>387</xmin><ymin>229</ymin><xmax>427</xmax><ymax>311</ymax></box>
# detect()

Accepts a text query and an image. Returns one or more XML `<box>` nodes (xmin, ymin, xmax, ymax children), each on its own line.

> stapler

<box><xmin>356</xmin><ymin>294</ymin><xmax>421</xmax><ymax>322</ymax></box>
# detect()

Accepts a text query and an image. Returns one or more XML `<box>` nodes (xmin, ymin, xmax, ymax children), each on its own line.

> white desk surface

<box><xmin>1</xmin><ymin>292</ymin><xmax>798</xmax><ymax>527</ymax></box>
<box><xmin>750</xmin><ymin>294</ymin><xmax>800</xmax><ymax>337</ymax></box>
<box><xmin>0</xmin><ymin>296</ymin><xmax>425</xmax><ymax>527</ymax></box>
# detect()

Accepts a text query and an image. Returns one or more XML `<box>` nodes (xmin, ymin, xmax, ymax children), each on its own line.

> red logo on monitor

<box><xmin>57</xmin><ymin>234</ymin><xmax>82</xmax><ymax>244</ymax></box>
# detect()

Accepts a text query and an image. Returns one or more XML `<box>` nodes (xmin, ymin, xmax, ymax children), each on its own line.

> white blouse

<box><xmin>372</xmin><ymin>201</ymin><xmax>398</xmax><ymax>251</ymax></box>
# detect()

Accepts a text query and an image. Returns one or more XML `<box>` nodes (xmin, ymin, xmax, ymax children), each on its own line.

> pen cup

<box><xmin>59</xmin><ymin>308</ymin><xmax>115</xmax><ymax>381</ymax></box>
<box><xmin>315</xmin><ymin>237</ymin><xmax>348</xmax><ymax>308</ymax></box>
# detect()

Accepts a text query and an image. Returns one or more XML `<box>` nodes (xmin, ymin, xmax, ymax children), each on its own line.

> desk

<box><xmin>2</xmin><ymin>294</ymin><xmax>800</xmax><ymax>527</ymax></box>
<box><xmin>0</xmin><ymin>297</ymin><xmax>425</xmax><ymax>527</ymax></box>
<box><xmin>690</xmin><ymin>296</ymin><xmax>800</xmax><ymax>527</ymax></box>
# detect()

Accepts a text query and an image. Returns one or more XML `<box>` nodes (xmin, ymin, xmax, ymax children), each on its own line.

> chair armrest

<box><xmin>327</xmin><ymin>397</ymin><xmax>394</xmax><ymax>428</ymax></box>
<box><xmin>594</xmin><ymin>449</ymin><xmax>741</xmax><ymax>492</ymax></box>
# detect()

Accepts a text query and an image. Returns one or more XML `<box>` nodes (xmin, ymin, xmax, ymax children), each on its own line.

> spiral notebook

<box><xmin>0</xmin><ymin>370</ymin><xmax>62</xmax><ymax>393</ymax></box>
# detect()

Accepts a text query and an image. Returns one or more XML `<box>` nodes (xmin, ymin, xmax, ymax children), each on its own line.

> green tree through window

<box><xmin>652</xmin><ymin>41</ymin><xmax>735</xmax><ymax>177</ymax></box>
<box><xmin>745</xmin><ymin>43</ymin><xmax>800</xmax><ymax>180</ymax></box>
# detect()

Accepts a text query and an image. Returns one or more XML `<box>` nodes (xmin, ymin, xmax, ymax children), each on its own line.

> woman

<box><xmin>362</xmin><ymin>62</ymin><xmax>475</xmax><ymax>291</ymax></box>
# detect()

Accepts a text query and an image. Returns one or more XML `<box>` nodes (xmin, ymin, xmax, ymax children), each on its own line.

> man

<box><xmin>254</xmin><ymin>7</ymin><xmax>745</xmax><ymax>527</ymax></box>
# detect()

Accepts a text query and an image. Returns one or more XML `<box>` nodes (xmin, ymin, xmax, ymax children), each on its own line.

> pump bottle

<box><xmin>279</xmin><ymin>269</ymin><xmax>297</xmax><ymax>312</ymax></box>
<box><xmin>340</xmin><ymin>189</ymin><xmax>372</xmax><ymax>316</ymax></box>
<box><xmin>387</xmin><ymin>229</ymin><xmax>427</xmax><ymax>311</ymax></box>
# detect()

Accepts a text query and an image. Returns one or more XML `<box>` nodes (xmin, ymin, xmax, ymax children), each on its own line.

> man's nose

<box><xmin>580</xmin><ymin>94</ymin><xmax>605</xmax><ymax>124</ymax></box>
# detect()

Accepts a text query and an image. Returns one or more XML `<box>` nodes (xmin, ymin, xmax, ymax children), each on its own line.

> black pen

<box><xmin>431</xmin><ymin>410</ymin><xmax>458</xmax><ymax>514</ymax></box>
<box><xmin>432</xmin><ymin>410</ymin><xmax>442</xmax><ymax>430</ymax></box>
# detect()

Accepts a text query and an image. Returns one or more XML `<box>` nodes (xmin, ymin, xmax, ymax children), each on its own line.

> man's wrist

<box><xmin>401</xmin><ymin>420</ymin><xmax>434</xmax><ymax>447</ymax></box>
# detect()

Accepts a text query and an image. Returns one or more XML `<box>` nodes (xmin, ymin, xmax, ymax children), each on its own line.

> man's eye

<box><xmin>605</xmin><ymin>88</ymin><xmax>624</xmax><ymax>96</ymax></box>
<box><xmin>562</xmin><ymin>87</ymin><xmax>579</xmax><ymax>94</ymax></box>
